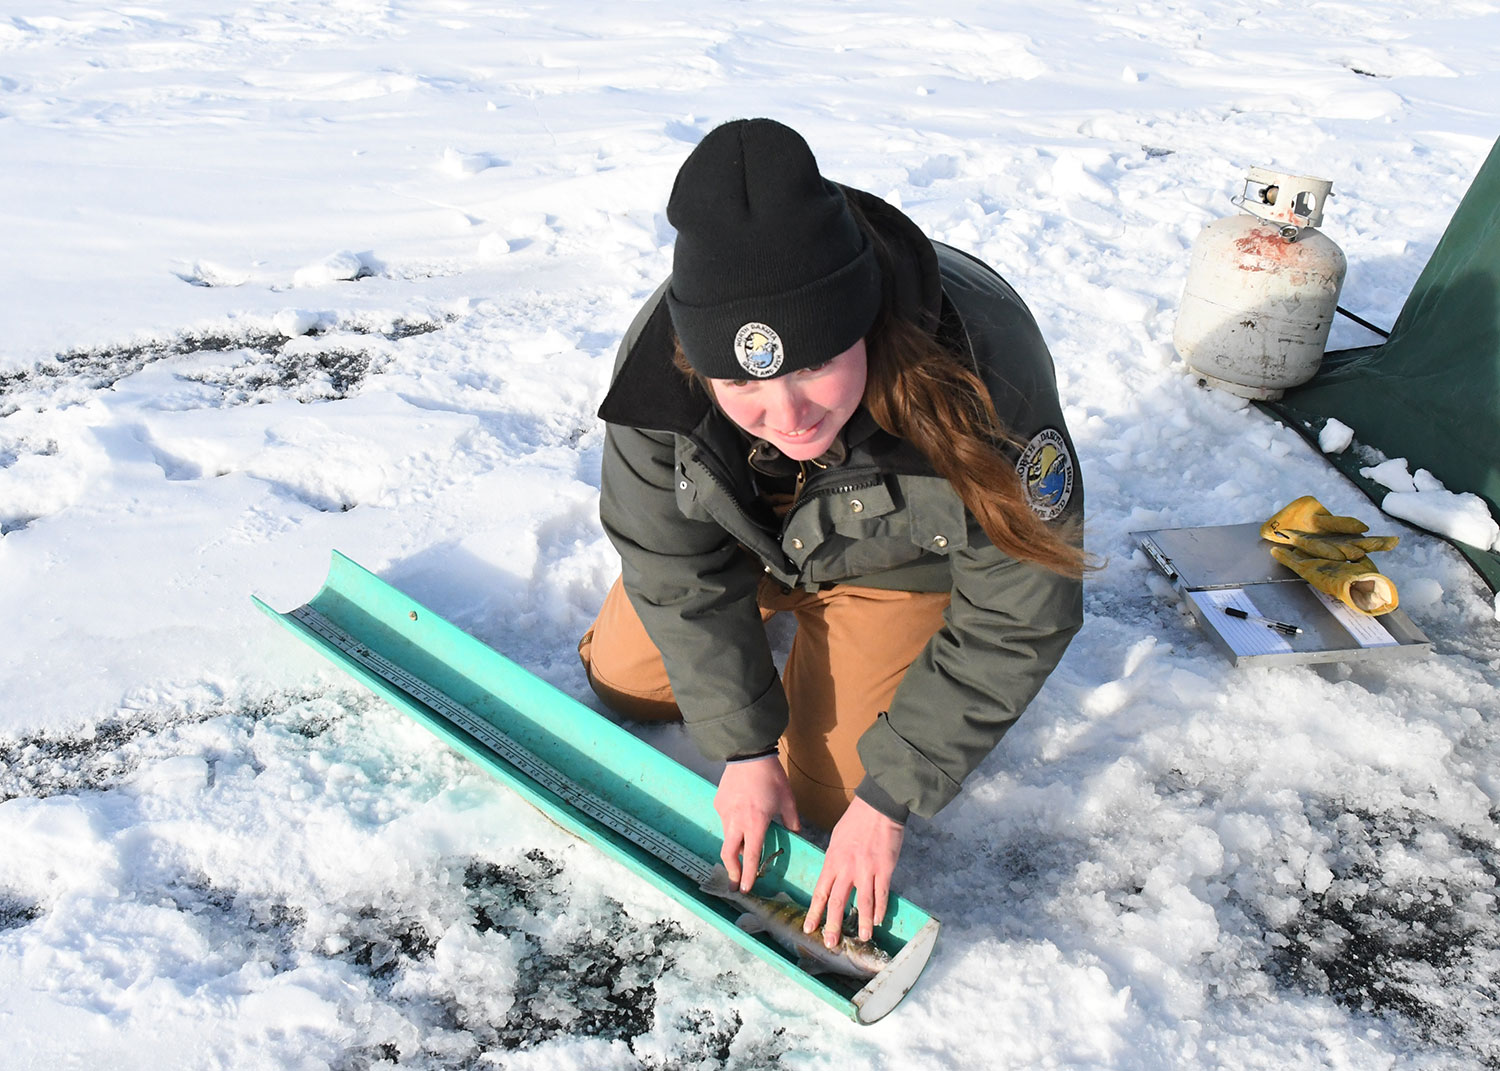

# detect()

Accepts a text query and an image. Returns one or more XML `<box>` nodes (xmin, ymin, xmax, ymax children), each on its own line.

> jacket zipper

<box><xmin>692</xmin><ymin>456</ymin><xmax>761</xmax><ymax>529</ymax></box>
<box><xmin>687</xmin><ymin>450</ymin><xmax>796</xmax><ymax>569</ymax></box>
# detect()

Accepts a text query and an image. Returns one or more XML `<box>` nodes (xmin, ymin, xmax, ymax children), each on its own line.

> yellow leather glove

<box><xmin>1269</xmin><ymin>545</ymin><xmax>1400</xmax><ymax>616</ymax></box>
<box><xmin>1267</xmin><ymin>530</ymin><xmax>1400</xmax><ymax>561</ymax></box>
<box><xmin>1261</xmin><ymin>496</ymin><xmax>1399</xmax><ymax>560</ymax></box>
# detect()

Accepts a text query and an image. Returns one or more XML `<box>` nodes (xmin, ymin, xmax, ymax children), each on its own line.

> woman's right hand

<box><xmin>714</xmin><ymin>755</ymin><xmax>801</xmax><ymax>892</ymax></box>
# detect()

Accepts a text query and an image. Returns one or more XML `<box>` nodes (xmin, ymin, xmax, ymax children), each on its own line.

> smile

<box><xmin>773</xmin><ymin>419</ymin><xmax>823</xmax><ymax>439</ymax></box>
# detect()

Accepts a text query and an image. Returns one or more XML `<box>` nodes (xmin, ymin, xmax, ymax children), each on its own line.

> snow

<box><xmin>3</xmin><ymin>1</ymin><xmax>1500</xmax><ymax>1068</ymax></box>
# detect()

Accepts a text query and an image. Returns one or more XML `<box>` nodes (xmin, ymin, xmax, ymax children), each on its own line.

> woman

<box><xmin>579</xmin><ymin>118</ymin><xmax>1085</xmax><ymax>954</ymax></box>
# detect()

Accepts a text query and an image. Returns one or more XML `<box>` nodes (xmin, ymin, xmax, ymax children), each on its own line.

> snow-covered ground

<box><xmin>3</xmin><ymin>2</ymin><xmax>1500</xmax><ymax>1067</ymax></box>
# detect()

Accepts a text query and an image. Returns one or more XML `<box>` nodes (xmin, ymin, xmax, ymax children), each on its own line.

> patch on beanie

<box><xmin>733</xmin><ymin>322</ymin><xmax>785</xmax><ymax>378</ymax></box>
<box><xmin>1016</xmin><ymin>427</ymin><xmax>1075</xmax><ymax>520</ymax></box>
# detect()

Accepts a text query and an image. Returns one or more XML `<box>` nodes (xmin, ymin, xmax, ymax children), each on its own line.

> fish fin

<box><xmin>794</xmin><ymin>947</ymin><xmax>830</xmax><ymax>975</ymax></box>
<box><xmin>771</xmin><ymin>891</ymin><xmax>796</xmax><ymax>905</ymax></box>
<box><xmin>735</xmin><ymin>912</ymin><xmax>768</xmax><ymax>935</ymax></box>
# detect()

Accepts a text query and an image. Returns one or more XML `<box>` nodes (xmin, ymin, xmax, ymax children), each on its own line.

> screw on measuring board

<box><xmin>409</xmin><ymin>611</ymin><xmax>418</xmax><ymax>621</ymax></box>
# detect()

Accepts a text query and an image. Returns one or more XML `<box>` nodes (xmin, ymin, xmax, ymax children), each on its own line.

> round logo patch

<box><xmin>733</xmin><ymin>322</ymin><xmax>784</xmax><ymax>378</ymax></box>
<box><xmin>1016</xmin><ymin>428</ymin><xmax>1074</xmax><ymax>520</ymax></box>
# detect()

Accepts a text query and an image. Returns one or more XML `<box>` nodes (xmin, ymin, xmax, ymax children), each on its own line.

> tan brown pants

<box><xmin>578</xmin><ymin>575</ymin><xmax>950</xmax><ymax>829</ymax></box>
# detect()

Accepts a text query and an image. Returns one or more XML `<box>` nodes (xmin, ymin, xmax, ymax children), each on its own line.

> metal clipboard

<box><xmin>1135</xmin><ymin>522</ymin><xmax>1432</xmax><ymax>668</ymax></box>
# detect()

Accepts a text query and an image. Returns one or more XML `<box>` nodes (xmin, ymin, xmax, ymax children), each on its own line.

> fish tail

<box><xmin>698</xmin><ymin>863</ymin><xmax>736</xmax><ymax>898</ymax></box>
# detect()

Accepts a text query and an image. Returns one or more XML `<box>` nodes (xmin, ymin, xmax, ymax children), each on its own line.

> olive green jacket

<box><xmin>596</xmin><ymin>190</ymin><xmax>1083</xmax><ymax>822</ymax></box>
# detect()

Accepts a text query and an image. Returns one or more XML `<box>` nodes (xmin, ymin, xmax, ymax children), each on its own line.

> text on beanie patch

<box><xmin>733</xmin><ymin>322</ymin><xmax>785</xmax><ymax>378</ymax></box>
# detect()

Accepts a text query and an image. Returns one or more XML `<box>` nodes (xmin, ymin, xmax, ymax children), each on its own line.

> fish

<box><xmin>699</xmin><ymin>863</ymin><xmax>892</xmax><ymax>980</ymax></box>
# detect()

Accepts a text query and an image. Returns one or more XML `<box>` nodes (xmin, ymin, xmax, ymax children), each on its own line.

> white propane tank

<box><xmin>1174</xmin><ymin>166</ymin><xmax>1347</xmax><ymax>400</ymax></box>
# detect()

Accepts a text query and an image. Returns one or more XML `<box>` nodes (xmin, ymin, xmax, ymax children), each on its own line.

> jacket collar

<box><xmin>746</xmin><ymin>430</ymin><xmax>849</xmax><ymax>477</ymax></box>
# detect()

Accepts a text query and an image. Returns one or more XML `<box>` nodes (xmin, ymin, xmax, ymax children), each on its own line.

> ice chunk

<box><xmin>1360</xmin><ymin>457</ymin><xmax>1416</xmax><ymax>493</ymax></box>
<box><xmin>1382</xmin><ymin>489</ymin><xmax>1500</xmax><ymax>550</ymax></box>
<box><xmin>1318</xmin><ymin>418</ymin><xmax>1354</xmax><ymax>454</ymax></box>
<box><xmin>1304</xmin><ymin>855</ymin><xmax>1334</xmax><ymax>896</ymax></box>
<box><xmin>438</xmin><ymin>147</ymin><xmax>502</xmax><ymax>177</ymax></box>
<box><xmin>273</xmin><ymin>308</ymin><xmax>322</xmax><ymax>337</ymax></box>
<box><xmin>478</xmin><ymin>233</ymin><xmax>515</xmax><ymax>259</ymax></box>
<box><xmin>131</xmin><ymin>755</ymin><xmax>209</xmax><ymax>795</ymax></box>
<box><xmin>1413</xmin><ymin>467</ymin><xmax>1446</xmax><ymax>493</ymax></box>
<box><xmin>292</xmin><ymin>251</ymin><xmax>372</xmax><ymax>287</ymax></box>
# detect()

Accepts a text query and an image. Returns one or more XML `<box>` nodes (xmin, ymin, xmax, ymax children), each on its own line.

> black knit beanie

<box><xmin>665</xmin><ymin>119</ymin><xmax>882</xmax><ymax>380</ymax></box>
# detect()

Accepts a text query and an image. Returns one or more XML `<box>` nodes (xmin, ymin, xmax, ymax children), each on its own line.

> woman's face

<box><xmin>708</xmin><ymin>339</ymin><xmax>868</xmax><ymax>461</ymax></box>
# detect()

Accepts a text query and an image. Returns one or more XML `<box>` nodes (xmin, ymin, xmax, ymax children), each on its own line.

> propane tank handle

<box><xmin>1229</xmin><ymin>166</ymin><xmax>1334</xmax><ymax>242</ymax></box>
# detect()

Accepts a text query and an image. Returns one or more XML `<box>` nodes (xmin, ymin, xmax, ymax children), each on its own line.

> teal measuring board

<box><xmin>255</xmin><ymin>550</ymin><xmax>940</xmax><ymax>1023</ymax></box>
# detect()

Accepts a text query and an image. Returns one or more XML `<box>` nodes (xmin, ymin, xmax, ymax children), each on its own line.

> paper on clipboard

<box><xmin>1187</xmin><ymin>588</ymin><xmax>1295</xmax><ymax>656</ymax></box>
<box><xmin>1310</xmin><ymin>589</ymin><xmax>1400</xmax><ymax>647</ymax></box>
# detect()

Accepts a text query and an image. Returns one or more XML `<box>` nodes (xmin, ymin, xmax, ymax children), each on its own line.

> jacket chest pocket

<box><xmin>783</xmin><ymin>482</ymin><xmax>900</xmax><ymax>568</ymax></box>
<box><xmin>797</xmin><ymin>476</ymin><xmax>966</xmax><ymax>554</ymax></box>
<box><xmin>899</xmin><ymin>475</ymin><xmax>969</xmax><ymax>555</ymax></box>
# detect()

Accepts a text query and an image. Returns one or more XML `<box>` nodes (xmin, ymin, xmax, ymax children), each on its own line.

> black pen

<box><xmin>1223</xmin><ymin>606</ymin><xmax>1302</xmax><ymax>635</ymax></box>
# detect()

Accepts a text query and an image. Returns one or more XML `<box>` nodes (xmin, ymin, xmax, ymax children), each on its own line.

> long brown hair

<box><xmin>862</xmin><ymin>311</ymin><xmax>1088</xmax><ymax>578</ymax></box>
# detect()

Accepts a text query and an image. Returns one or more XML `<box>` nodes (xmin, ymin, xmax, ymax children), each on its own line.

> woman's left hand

<box><xmin>803</xmin><ymin>796</ymin><xmax>904</xmax><ymax>947</ymax></box>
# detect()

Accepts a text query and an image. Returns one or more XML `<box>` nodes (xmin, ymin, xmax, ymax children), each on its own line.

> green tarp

<box><xmin>1262</xmin><ymin>136</ymin><xmax>1500</xmax><ymax>593</ymax></box>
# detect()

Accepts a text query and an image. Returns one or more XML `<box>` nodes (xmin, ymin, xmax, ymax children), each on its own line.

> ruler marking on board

<box><xmin>290</xmin><ymin>604</ymin><xmax>713</xmax><ymax>884</ymax></box>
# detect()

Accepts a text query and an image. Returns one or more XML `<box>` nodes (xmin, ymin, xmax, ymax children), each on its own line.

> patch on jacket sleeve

<box><xmin>1015</xmin><ymin>427</ymin><xmax>1075</xmax><ymax>520</ymax></box>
